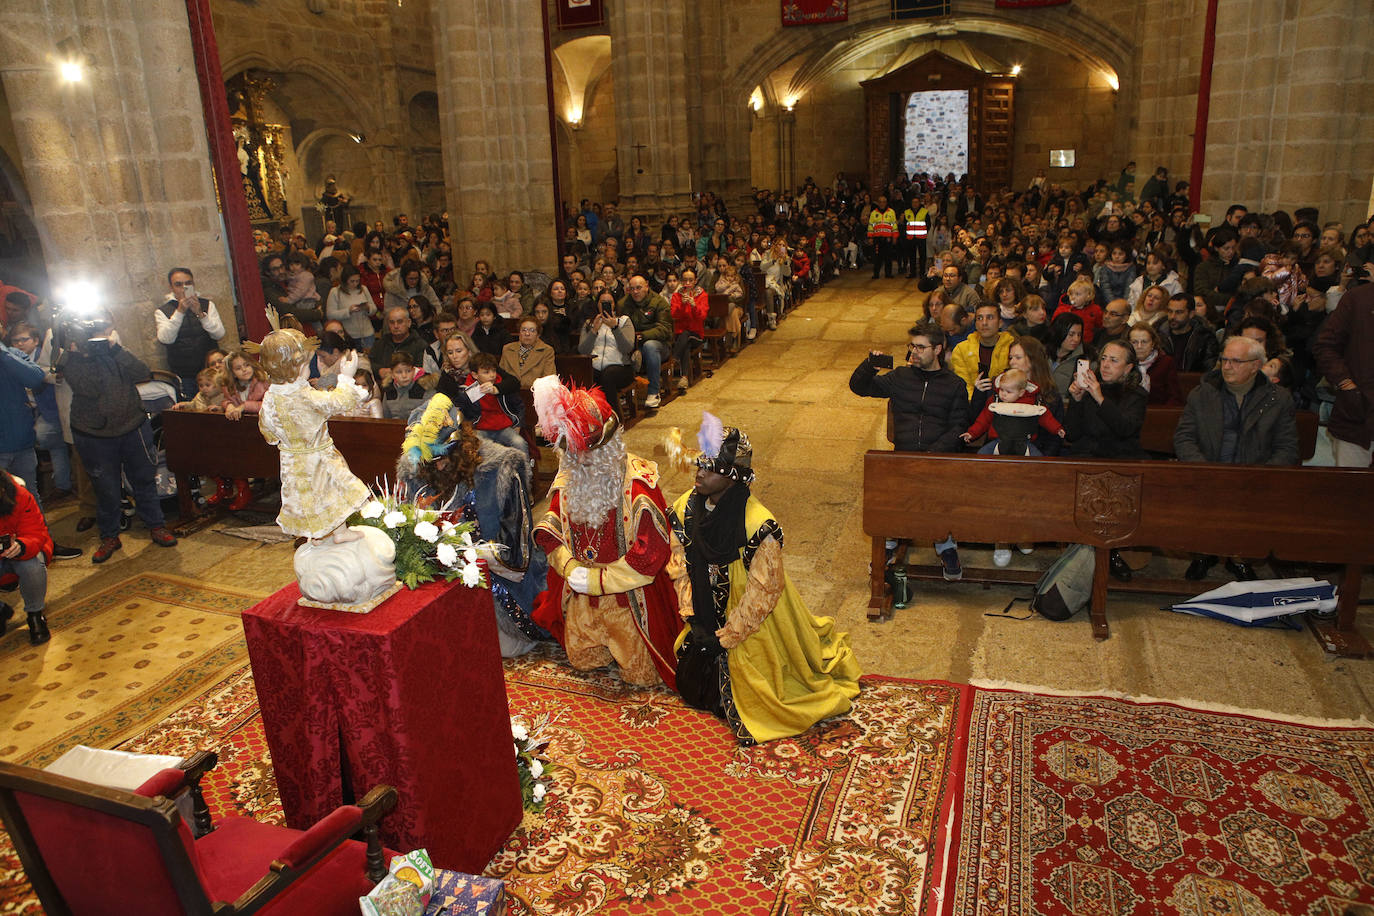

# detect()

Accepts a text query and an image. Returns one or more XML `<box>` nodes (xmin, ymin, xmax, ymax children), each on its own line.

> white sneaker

<box><xmin>644</xmin><ymin>394</ymin><xmax>661</xmax><ymax>409</ymax></box>
<box><xmin>746</xmin><ymin>327</ymin><xmax>757</xmax><ymax>340</ymax></box>
<box><xmin>1018</xmin><ymin>544</ymin><xmax>1035</xmax><ymax>555</ymax></box>
<box><xmin>678</xmin><ymin>377</ymin><xmax>689</xmax><ymax>391</ymax></box>
<box><xmin>993</xmin><ymin>547</ymin><xmax>1012</xmax><ymax>568</ymax></box>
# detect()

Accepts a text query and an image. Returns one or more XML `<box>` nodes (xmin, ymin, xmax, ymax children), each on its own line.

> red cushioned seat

<box><xmin>0</xmin><ymin>752</ymin><xmax>398</xmax><ymax>916</ymax></box>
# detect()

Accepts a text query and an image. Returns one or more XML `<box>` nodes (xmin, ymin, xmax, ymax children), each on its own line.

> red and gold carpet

<box><xmin>951</xmin><ymin>689</ymin><xmax>1374</xmax><ymax>916</ymax></box>
<box><xmin>0</xmin><ymin>648</ymin><xmax>968</xmax><ymax>916</ymax></box>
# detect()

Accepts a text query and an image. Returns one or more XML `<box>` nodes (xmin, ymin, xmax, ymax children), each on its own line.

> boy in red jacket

<box><xmin>0</xmin><ymin>470</ymin><xmax>53</xmax><ymax>644</ymax></box>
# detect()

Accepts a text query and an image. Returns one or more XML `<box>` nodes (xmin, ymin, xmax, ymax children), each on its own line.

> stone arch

<box><xmin>220</xmin><ymin>53</ymin><xmax>378</xmax><ymax>138</ymax></box>
<box><xmin>730</xmin><ymin>5</ymin><xmax>1131</xmax><ymax>108</ymax></box>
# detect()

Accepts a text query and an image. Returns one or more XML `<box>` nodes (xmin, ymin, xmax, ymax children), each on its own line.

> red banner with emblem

<box><xmin>556</xmin><ymin>0</ymin><xmax>603</xmax><ymax>30</ymax></box>
<box><xmin>782</xmin><ymin>0</ymin><xmax>847</xmax><ymax>26</ymax></box>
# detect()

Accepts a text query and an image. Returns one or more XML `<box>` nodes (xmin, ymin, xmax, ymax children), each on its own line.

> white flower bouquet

<box><xmin>511</xmin><ymin>714</ymin><xmax>553</xmax><ymax>811</ymax></box>
<box><xmin>348</xmin><ymin>491</ymin><xmax>488</xmax><ymax>590</ymax></box>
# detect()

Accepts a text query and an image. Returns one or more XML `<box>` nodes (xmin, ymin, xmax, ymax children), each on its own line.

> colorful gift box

<box><xmin>423</xmin><ymin>870</ymin><xmax>505</xmax><ymax>916</ymax></box>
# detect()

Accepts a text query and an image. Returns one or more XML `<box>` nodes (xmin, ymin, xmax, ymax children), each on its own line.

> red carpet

<box><xmin>0</xmin><ymin>650</ymin><xmax>968</xmax><ymax>915</ymax></box>
<box><xmin>952</xmin><ymin>689</ymin><xmax>1374</xmax><ymax>916</ymax></box>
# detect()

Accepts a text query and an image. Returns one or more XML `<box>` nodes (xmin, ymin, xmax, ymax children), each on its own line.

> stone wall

<box><xmin>0</xmin><ymin>0</ymin><xmax>235</xmax><ymax>363</ymax></box>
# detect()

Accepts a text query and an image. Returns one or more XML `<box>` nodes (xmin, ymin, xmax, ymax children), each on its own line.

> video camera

<box><xmin>51</xmin><ymin>282</ymin><xmax>114</xmax><ymax>358</ymax></box>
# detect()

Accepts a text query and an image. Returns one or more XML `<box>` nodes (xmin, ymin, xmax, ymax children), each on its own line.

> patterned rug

<box><xmin>952</xmin><ymin>689</ymin><xmax>1374</xmax><ymax>916</ymax></box>
<box><xmin>0</xmin><ymin>648</ymin><xmax>968</xmax><ymax>916</ymax></box>
<box><xmin>0</xmin><ymin>573</ymin><xmax>261</xmax><ymax>767</ymax></box>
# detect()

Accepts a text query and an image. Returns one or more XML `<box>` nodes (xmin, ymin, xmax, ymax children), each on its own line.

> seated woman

<box><xmin>1065</xmin><ymin>339</ymin><xmax>1148</xmax><ymax>460</ymax></box>
<box><xmin>399</xmin><ymin>420</ymin><xmax>549</xmax><ymax>658</ymax></box>
<box><xmin>499</xmin><ymin>317</ymin><xmax>556</xmax><ymax>389</ymax></box>
<box><xmin>1047</xmin><ymin>311</ymin><xmax>1089</xmax><ymax>396</ymax></box>
<box><xmin>0</xmin><ymin>470</ymin><xmax>53</xmax><ymax>644</ymax></box>
<box><xmin>578</xmin><ymin>291</ymin><xmax>636</xmax><ymax>406</ymax></box>
<box><xmin>1007</xmin><ymin>335</ymin><xmax>1067</xmax><ymax>455</ymax></box>
<box><xmin>534</xmin><ymin>281</ymin><xmax>574</xmax><ymax>353</ymax></box>
<box><xmin>1064</xmin><ymin>340</ymin><xmax>1148</xmax><ymax>582</ymax></box>
<box><xmin>1128</xmin><ymin>322</ymin><xmax>1183</xmax><ymax>406</ymax></box>
<box><xmin>471</xmin><ymin>301</ymin><xmax>510</xmax><ymax>357</ymax></box>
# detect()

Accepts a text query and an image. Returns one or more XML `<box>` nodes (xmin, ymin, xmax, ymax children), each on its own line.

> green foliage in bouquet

<box><xmin>347</xmin><ymin>495</ymin><xmax>489</xmax><ymax>590</ymax></box>
<box><xmin>512</xmin><ymin>714</ymin><xmax>553</xmax><ymax>812</ymax></box>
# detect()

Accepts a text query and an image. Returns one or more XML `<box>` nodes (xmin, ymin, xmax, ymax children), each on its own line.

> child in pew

<box><xmin>173</xmin><ymin>367</ymin><xmax>225</xmax><ymax>412</ymax></box>
<box><xmin>346</xmin><ymin>368</ymin><xmax>385</xmax><ymax>418</ymax></box>
<box><xmin>458</xmin><ymin>352</ymin><xmax>528</xmax><ymax>456</ymax></box>
<box><xmin>380</xmin><ymin>351</ymin><xmax>432</xmax><ymax>420</ymax></box>
<box><xmin>959</xmin><ymin>368</ymin><xmax>1066</xmax><ymax>456</ymax></box>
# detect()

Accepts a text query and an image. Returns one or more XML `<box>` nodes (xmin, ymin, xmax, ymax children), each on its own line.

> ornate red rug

<box><xmin>0</xmin><ymin>650</ymin><xmax>968</xmax><ymax>916</ymax></box>
<box><xmin>952</xmin><ymin>689</ymin><xmax>1374</xmax><ymax>916</ymax></box>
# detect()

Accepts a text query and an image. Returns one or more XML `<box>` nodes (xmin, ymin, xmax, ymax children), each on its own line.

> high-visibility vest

<box><xmin>904</xmin><ymin>208</ymin><xmax>929</xmax><ymax>239</ymax></box>
<box><xmin>868</xmin><ymin>209</ymin><xmax>898</xmax><ymax>239</ymax></box>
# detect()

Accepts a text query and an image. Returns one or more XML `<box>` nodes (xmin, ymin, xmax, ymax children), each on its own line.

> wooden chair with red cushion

<box><xmin>0</xmin><ymin>751</ymin><xmax>397</xmax><ymax>916</ymax></box>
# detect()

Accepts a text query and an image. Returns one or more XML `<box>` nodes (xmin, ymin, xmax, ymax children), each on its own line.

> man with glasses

<box><xmin>1175</xmin><ymin>335</ymin><xmax>1297</xmax><ymax>580</ymax></box>
<box><xmin>850</xmin><ymin>322</ymin><xmax>969</xmax><ymax>580</ymax></box>
<box><xmin>1096</xmin><ymin>299</ymin><xmax>1134</xmax><ymax>348</ymax></box>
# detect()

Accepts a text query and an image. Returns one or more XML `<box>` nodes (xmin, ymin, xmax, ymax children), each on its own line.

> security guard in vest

<box><xmin>900</xmin><ymin>201</ymin><xmax>929</xmax><ymax>279</ymax></box>
<box><xmin>867</xmin><ymin>195</ymin><xmax>899</xmax><ymax>280</ymax></box>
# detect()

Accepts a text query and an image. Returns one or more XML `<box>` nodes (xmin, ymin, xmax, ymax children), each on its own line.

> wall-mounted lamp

<box><xmin>1104</xmin><ymin>71</ymin><xmax>1119</xmax><ymax>92</ymax></box>
<box><xmin>567</xmin><ymin>106</ymin><xmax>583</xmax><ymax>129</ymax></box>
<box><xmin>783</xmin><ymin>97</ymin><xmax>796</xmax><ymax>112</ymax></box>
<box><xmin>348</xmin><ymin>132</ymin><xmax>366</xmax><ymax>144</ymax></box>
<box><xmin>1010</xmin><ymin>64</ymin><xmax>1022</xmax><ymax>77</ymax></box>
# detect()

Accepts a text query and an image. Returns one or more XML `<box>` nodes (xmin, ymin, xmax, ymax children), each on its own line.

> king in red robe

<box><xmin>530</xmin><ymin>378</ymin><xmax>679</xmax><ymax>688</ymax></box>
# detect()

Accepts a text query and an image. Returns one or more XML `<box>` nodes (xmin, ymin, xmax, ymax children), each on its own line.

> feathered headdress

<box><xmin>531</xmin><ymin>375</ymin><xmax>619</xmax><ymax>454</ymax></box>
<box><xmin>663</xmin><ymin>412</ymin><xmax>754</xmax><ymax>484</ymax></box>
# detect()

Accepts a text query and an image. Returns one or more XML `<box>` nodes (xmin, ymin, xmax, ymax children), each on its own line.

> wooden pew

<box><xmin>862</xmin><ymin>450</ymin><xmax>1374</xmax><ymax>658</ymax></box>
<box><xmin>703</xmin><ymin>294</ymin><xmax>730</xmax><ymax>368</ymax></box>
<box><xmin>1140</xmin><ymin>407</ymin><xmax>1320</xmax><ymax>460</ymax></box>
<box><xmin>163</xmin><ymin>410</ymin><xmax>405</xmax><ymax>531</ymax></box>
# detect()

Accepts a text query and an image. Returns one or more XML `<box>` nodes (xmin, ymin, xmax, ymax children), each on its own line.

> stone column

<box><xmin>608</xmin><ymin>0</ymin><xmax>694</xmax><ymax>216</ymax></box>
<box><xmin>683</xmin><ymin>0</ymin><xmax>751</xmax><ymax>208</ymax></box>
<box><xmin>0</xmin><ymin>0</ymin><xmax>237</xmax><ymax>362</ymax></box>
<box><xmin>433</xmin><ymin>0</ymin><xmax>557</xmax><ymax>274</ymax></box>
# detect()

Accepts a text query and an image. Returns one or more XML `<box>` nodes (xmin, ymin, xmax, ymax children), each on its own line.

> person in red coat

<box><xmin>1129</xmin><ymin>323</ymin><xmax>1184</xmax><ymax>406</ymax></box>
<box><xmin>669</xmin><ymin>267</ymin><xmax>709</xmax><ymax>392</ymax></box>
<box><xmin>0</xmin><ymin>470</ymin><xmax>53</xmax><ymax>644</ymax></box>
<box><xmin>530</xmin><ymin>378</ymin><xmax>679</xmax><ymax>689</ymax></box>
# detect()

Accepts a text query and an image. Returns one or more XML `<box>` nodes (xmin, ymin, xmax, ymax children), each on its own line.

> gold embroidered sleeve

<box><xmin>667</xmin><ymin>529</ymin><xmax>693</xmax><ymax>619</ymax></box>
<box><xmin>717</xmin><ymin>535</ymin><xmax>783</xmax><ymax>648</ymax></box>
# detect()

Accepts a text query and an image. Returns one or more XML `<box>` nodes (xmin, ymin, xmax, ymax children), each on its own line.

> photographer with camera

<box><xmin>57</xmin><ymin>307</ymin><xmax>178</xmax><ymax>563</ymax></box>
<box><xmin>850</xmin><ymin>322</ymin><xmax>970</xmax><ymax>581</ymax></box>
<box><xmin>156</xmin><ymin>268</ymin><xmax>227</xmax><ymax>401</ymax></box>
<box><xmin>578</xmin><ymin>290</ymin><xmax>636</xmax><ymax>406</ymax></box>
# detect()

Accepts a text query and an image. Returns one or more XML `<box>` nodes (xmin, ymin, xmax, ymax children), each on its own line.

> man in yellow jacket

<box><xmin>867</xmin><ymin>195</ymin><xmax>898</xmax><ymax>280</ymax></box>
<box><xmin>948</xmin><ymin>302</ymin><xmax>1014</xmax><ymax>412</ymax></box>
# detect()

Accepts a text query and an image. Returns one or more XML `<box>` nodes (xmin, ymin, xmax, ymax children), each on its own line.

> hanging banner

<box><xmin>995</xmin><ymin>0</ymin><xmax>1069</xmax><ymax>7</ymax></box>
<box><xmin>556</xmin><ymin>0</ymin><xmax>603</xmax><ymax>30</ymax></box>
<box><xmin>782</xmin><ymin>0</ymin><xmax>847</xmax><ymax>26</ymax></box>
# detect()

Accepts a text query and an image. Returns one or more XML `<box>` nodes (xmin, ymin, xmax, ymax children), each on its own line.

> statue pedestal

<box><xmin>243</xmin><ymin>577</ymin><xmax>521</xmax><ymax>872</ymax></box>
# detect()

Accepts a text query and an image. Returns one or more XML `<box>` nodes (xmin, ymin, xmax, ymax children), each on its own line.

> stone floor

<box><xmin>19</xmin><ymin>272</ymin><xmax>1374</xmax><ymax>728</ymax></box>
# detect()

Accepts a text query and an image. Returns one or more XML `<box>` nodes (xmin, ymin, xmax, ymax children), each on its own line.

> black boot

<box><xmin>26</xmin><ymin>612</ymin><xmax>50</xmax><ymax>646</ymax></box>
<box><xmin>0</xmin><ymin>601</ymin><xmax>13</xmax><ymax>630</ymax></box>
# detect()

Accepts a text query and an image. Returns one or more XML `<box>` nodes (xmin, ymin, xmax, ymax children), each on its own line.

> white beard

<box><xmin>561</xmin><ymin>430</ymin><xmax>626</xmax><ymax>527</ymax></box>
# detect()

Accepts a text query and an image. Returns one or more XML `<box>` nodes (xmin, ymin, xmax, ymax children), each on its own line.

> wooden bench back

<box><xmin>862</xmin><ymin>450</ymin><xmax>1374</xmax><ymax>564</ymax></box>
<box><xmin>554</xmin><ymin>353</ymin><xmax>594</xmax><ymax>388</ymax></box>
<box><xmin>163</xmin><ymin>411</ymin><xmax>406</xmax><ymax>490</ymax></box>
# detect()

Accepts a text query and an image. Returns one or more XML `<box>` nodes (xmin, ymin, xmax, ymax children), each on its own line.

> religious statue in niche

<box><xmin>318</xmin><ymin>175</ymin><xmax>351</xmax><ymax>227</ymax></box>
<box><xmin>226</xmin><ymin>74</ymin><xmax>290</xmax><ymax>224</ymax></box>
<box><xmin>245</xmin><ymin>328</ymin><xmax>398</xmax><ymax>610</ymax></box>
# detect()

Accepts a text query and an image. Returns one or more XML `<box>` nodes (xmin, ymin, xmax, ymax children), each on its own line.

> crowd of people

<box><xmin>0</xmin><ymin>160</ymin><xmax>1370</xmax><ymax>671</ymax></box>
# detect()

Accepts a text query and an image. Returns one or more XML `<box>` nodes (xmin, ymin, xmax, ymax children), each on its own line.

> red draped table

<box><xmin>242</xmin><ymin>580</ymin><xmax>522</xmax><ymax>873</ymax></box>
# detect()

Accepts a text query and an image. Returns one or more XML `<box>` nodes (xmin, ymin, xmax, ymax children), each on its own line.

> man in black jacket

<box><xmin>850</xmin><ymin>322</ymin><xmax>969</xmax><ymax>580</ymax></box>
<box><xmin>1160</xmin><ymin>293</ymin><xmax>1220</xmax><ymax>372</ymax></box>
<box><xmin>58</xmin><ymin>314</ymin><xmax>178</xmax><ymax>563</ymax></box>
